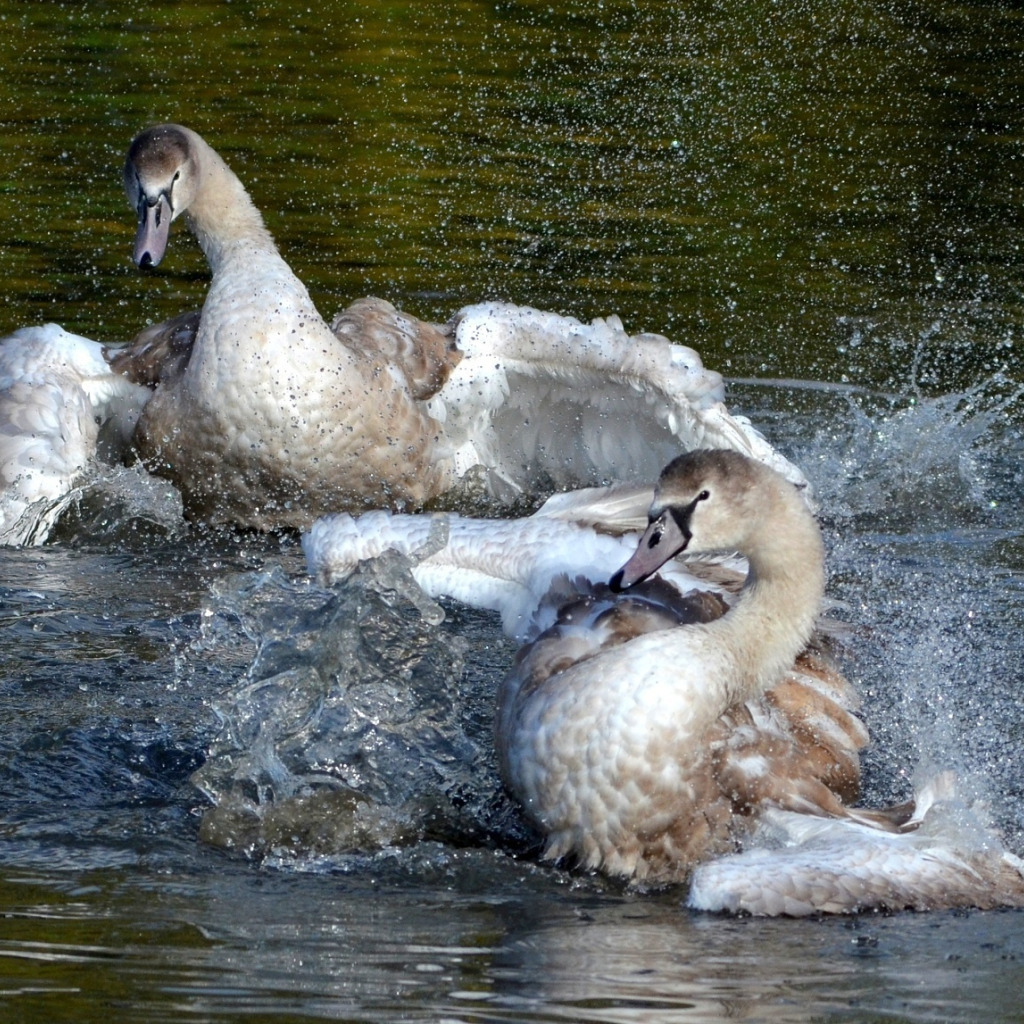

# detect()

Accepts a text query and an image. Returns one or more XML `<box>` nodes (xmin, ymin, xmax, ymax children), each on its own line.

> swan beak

<box><xmin>609</xmin><ymin>512</ymin><xmax>690</xmax><ymax>591</ymax></box>
<box><xmin>133</xmin><ymin>194</ymin><xmax>172</xmax><ymax>268</ymax></box>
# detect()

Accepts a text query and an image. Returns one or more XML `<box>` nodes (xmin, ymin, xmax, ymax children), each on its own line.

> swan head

<box><xmin>124</xmin><ymin>124</ymin><xmax>200</xmax><ymax>269</ymax></box>
<box><xmin>610</xmin><ymin>449</ymin><xmax>771</xmax><ymax>591</ymax></box>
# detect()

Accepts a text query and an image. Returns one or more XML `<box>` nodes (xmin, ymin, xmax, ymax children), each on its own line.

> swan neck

<box><xmin>717</xmin><ymin>501</ymin><xmax>824</xmax><ymax>704</ymax></box>
<box><xmin>184</xmin><ymin>135</ymin><xmax>278</xmax><ymax>269</ymax></box>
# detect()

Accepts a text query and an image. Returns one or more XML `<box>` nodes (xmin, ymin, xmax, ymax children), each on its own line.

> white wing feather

<box><xmin>433</xmin><ymin>302</ymin><xmax>809</xmax><ymax>499</ymax></box>
<box><xmin>0</xmin><ymin>324</ymin><xmax>149</xmax><ymax>545</ymax></box>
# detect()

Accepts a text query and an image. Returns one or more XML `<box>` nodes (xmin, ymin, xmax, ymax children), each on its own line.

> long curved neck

<box><xmin>175</xmin><ymin>131</ymin><xmax>330</xmax><ymax>382</ymax></box>
<box><xmin>182</xmin><ymin>133</ymin><xmax>281</xmax><ymax>271</ymax></box>
<box><xmin>711</xmin><ymin>489</ymin><xmax>825</xmax><ymax>706</ymax></box>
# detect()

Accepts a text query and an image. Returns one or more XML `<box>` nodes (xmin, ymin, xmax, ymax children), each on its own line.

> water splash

<box><xmin>49</xmin><ymin>463</ymin><xmax>186</xmax><ymax>546</ymax></box>
<box><xmin>192</xmin><ymin>556</ymin><xmax>531</xmax><ymax>865</ymax></box>
<box><xmin>797</xmin><ymin>373</ymin><xmax>1024</xmax><ymax>528</ymax></box>
<box><xmin>787</xmin><ymin>375</ymin><xmax>1024</xmax><ymax>848</ymax></box>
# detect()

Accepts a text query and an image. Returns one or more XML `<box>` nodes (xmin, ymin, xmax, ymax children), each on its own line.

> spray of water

<box><xmin>793</xmin><ymin>374</ymin><xmax>1024</xmax><ymax>846</ymax></box>
<box><xmin>191</xmin><ymin>557</ymin><xmax>531</xmax><ymax>865</ymax></box>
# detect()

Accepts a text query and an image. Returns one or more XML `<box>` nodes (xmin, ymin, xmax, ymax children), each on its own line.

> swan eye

<box><xmin>697</xmin><ymin>489</ymin><xmax>710</xmax><ymax>501</ymax></box>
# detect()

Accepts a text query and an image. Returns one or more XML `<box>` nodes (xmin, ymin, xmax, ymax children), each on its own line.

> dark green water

<box><xmin>1</xmin><ymin>2</ymin><xmax>1023</xmax><ymax>1020</ymax></box>
<box><xmin>1</xmin><ymin>1</ymin><xmax>1021</xmax><ymax>388</ymax></box>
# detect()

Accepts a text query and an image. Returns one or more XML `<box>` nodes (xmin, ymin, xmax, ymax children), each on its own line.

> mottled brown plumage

<box><xmin>496</xmin><ymin>451</ymin><xmax>1024</xmax><ymax>912</ymax></box>
<box><xmin>330</xmin><ymin>297</ymin><xmax>461</xmax><ymax>402</ymax></box>
<box><xmin>500</xmin><ymin>574</ymin><xmax>867</xmax><ymax>883</ymax></box>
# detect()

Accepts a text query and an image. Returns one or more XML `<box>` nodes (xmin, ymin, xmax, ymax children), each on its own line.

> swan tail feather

<box><xmin>688</xmin><ymin>777</ymin><xmax>1024</xmax><ymax>915</ymax></box>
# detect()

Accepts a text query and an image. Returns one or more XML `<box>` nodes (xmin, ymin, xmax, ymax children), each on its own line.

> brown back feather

<box><xmin>330</xmin><ymin>296</ymin><xmax>462</xmax><ymax>401</ymax></box>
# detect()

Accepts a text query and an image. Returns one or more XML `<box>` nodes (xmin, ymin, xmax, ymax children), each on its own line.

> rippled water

<box><xmin>1</xmin><ymin>1</ymin><xmax>1023</xmax><ymax>1021</ymax></box>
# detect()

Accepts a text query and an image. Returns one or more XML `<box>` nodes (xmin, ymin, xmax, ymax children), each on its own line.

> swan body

<box><xmin>305</xmin><ymin>450</ymin><xmax>1024</xmax><ymax>912</ymax></box>
<box><xmin>500</xmin><ymin>450</ymin><xmax>831</xmax><ymax>881</ymax></box>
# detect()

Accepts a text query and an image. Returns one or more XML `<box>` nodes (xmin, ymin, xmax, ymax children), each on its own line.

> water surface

<box><xmin>0</xmin><ymin>1</ymin><xmax>1023</xmax><ymax>1021</ymax></box>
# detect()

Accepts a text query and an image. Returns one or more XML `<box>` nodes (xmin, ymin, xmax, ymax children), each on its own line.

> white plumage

<box><xmin>0</xmin><ymin>324</ymin><xmax>148</xmax><ymax>545</ymax></box>
<box><xmin>689</xmin><ymin>777</ymin><xmax>1024</xmax><ymax>915</ymax></box>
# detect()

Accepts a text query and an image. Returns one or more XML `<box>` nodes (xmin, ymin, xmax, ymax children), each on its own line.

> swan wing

<box><xmin>305</xmin><ymin>509</ymin><xmax>646</xmax><ymax>640</ymax></box>
<box><xmin>106</xmin><ymin>309</ymin><xmax>200</xmax><ymax>387</ymax></box>
<box><xmin>689</xmin><ymin>791</ymin><xmax>1024</xmax><ymax>915</ymax></box>
<box><xmin>330</xmin><ymin>297</ymin><xmax>461</xmax><ymax>402</ymax></box>
<box><xmin>303</xmin><ymin>501</ymin><xmax>739</xmax><ymax>643</ymax></box>
<box><xmin>428</xmin><ymin>302</ymin><xmax>809</xmax><ymax>501</ymax></box>
<box><xmin>532</xmin><ymin>481</ymin><xmax>654</xmax><ymax>533</ymax></box>
<box><xmin>0</xmin><ymin>324</ymin><xmax>150</xmax><ymax>545</ymax></box>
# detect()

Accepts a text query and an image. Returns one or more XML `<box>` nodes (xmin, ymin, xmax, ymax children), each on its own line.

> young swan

<box><xmin>122</xmin><ymin>124</ymin><xmax>460</xmax><ymax>528</ymax></box>
<box><xmin>120</xmin><ymin>124</ymin><xmax>808</xmax><ymax>530</ymax></box>
<box><xmin>496</xmin><ymin>449</ymin><xmax>826</xmax><ymax>881</ymax></box>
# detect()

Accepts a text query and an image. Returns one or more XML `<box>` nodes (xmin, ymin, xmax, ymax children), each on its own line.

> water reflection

<box><xmin>2</xmin><ymin>865</ymin><xmax>1022</xmax><ymax>1022</ymax></box>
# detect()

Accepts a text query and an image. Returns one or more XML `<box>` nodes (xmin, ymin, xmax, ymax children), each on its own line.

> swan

<box><xmin>307</xmin><ymin>452</ymin><xmax>864</xmax><ymax>870</ymax></box>
<box><xmin>120</xmin><ymin>123</ymin><xmax>806</xmax><ymax>528</ymax></box>
<box><xmin>304</xmin><ymin>450</ymin><xmax>1024</xmax><ymax>914</ymax></box>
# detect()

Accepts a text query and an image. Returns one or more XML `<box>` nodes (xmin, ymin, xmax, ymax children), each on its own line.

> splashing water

<box><xmin>798</xmin><ymin>374</ymin><xmax>1024</xmax><ymax>528</ymax></box>
<box><xmin>788</xmin><ymin>376</ymin><xmax>1024</xmax><ymax>849</ymax></box>
<box><xmin>191</xmin><ymin>556</ymin><xmax>532</xmax><ymax>866</ymax></box>
<box><xmin>49</xmin><ymin>463</ymin><xmax>186</xmax><ymax>546</ymax></box>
